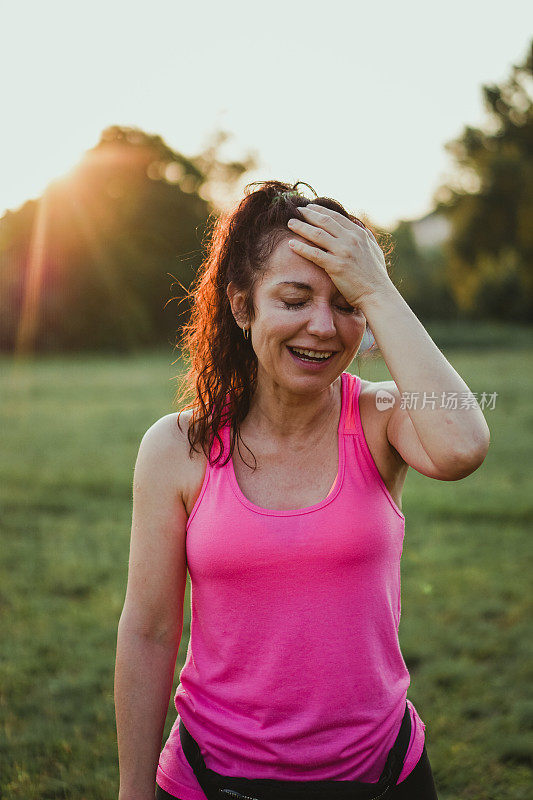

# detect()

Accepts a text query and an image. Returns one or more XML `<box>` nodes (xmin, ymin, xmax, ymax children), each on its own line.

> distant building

<box><xmin>410</xmin><ymin>210</ymin><xmax>451</xmax><ymax>250</ymax></box>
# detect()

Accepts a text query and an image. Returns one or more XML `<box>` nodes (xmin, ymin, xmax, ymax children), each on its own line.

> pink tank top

<box><xmin>157</xmin><ymin>371</ymin><xmax>426</xmax><ymax>800</ymax></box>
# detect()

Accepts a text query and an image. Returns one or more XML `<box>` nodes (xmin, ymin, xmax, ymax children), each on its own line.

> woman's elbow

<box><xmin>447</xmin><ymin>438</ymin><xmax>491</xmax><ymax>480</ymax></box>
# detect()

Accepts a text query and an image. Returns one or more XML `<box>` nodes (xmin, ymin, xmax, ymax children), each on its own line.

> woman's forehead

<box><xmin>262</xmin><ymin>240</ymin><xmax>336</xmax><ymax>291</ymax></box>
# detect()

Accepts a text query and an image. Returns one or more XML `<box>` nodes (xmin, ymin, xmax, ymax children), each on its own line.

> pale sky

<box><xmin>1</xmin><ymin>0</ymin><xmax>531</xmax><ymax>229</ymax></box>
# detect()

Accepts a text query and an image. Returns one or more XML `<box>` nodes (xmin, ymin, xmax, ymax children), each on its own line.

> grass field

<box><xmin>1</xmin><ymin>332</ymin><xmax>532</xmax><ymax>799</ymax></box>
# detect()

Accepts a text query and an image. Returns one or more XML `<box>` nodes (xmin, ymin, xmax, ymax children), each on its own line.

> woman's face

<box><xmin>228</xmin><ymin>233</ymin><xmax>367</xmax><ymax>391</ymax></box>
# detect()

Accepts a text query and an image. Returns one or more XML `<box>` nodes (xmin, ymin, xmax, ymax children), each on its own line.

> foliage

<box><xmin>432</xmin><ymin>39</ymin><xmax>533</xmax><ymax>321</ymax></box>
<box><xmin>0</xmin><ymin>126</ymin><xmax>256</xmax><ymax>354</ymax></box>
<box><xmin>2</xmin><ymin>33</ymin><xmax>532</xmax><ymax>361</ymax></box>
<box><xmin>388</xmin><ymin>220</ymin><xmax>458</xmax><ymax>322</ymax></box>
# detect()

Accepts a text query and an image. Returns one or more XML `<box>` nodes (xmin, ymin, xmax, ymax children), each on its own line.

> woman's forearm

<box><xmin>360</xmin><ymin>282</ymin><xmax>490</xmax><ymax>462</ymax></box>
<box><xmin>114</xmin><ymin>617</ymin><xmax>182</xmax><ymax>800</ymax></box>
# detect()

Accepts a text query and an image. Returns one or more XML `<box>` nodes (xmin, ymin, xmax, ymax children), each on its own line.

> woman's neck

<box><xmin>242</xmin><ymin>374</ymin><xmax>341</xmax><ymax>444</ymax></box>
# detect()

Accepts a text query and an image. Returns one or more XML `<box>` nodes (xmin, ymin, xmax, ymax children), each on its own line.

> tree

<box><xmin>432</xmin><ymin>40</ymin><xmax>533</xmax><ymax>321</ymax></box>
<box><xmin>0</xmin><ymin>126</ymin><xmax>256</xmax><ymax>353</ymax></box>
<box><xmin>389</xmin><ymin>220</ymin><xmax>457</xmax><ymax>322</ymax></box>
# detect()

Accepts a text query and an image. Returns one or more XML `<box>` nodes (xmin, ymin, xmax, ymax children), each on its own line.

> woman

<box><xmin>114</xmin><ymin>181</ymin><xmax>490</xmax><ymax>800</ymax></box>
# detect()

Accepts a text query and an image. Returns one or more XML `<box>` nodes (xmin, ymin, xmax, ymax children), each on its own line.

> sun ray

<box><xmin>15</xmin><ymin>191</ymin><xmax>50</xmax><ymax>357</ymax></box>
<box><xmin>68</xmin><ymin>184</ymin><xmax>151</xmax><ymax>349</ymax></box>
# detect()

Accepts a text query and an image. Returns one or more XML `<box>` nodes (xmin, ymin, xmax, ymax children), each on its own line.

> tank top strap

<box><xmin>342</xmin><ymin>371</ymin><xmax>361</xmax><ymax>436</ymax></box>
<box><xmin>183</xmin><ymin>407</ymin><xmax>228</xmax><ymax>533</ymax></box>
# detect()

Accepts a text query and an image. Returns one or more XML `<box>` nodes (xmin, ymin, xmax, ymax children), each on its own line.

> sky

<box><xmin>0</xmin><ymin>0</ymin><xmax>531</xmax><ymax>230</ymax></box>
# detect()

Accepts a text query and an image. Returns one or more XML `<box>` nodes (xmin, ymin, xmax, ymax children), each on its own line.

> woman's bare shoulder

<box><xmin>357</xmin><ymin>376</ymin><xmax>398</xmax><ymax>408</ymax></box>
<box><xmin>354</xmin><ymin>377</ymin><xmax>407</xmax><ymax>462</ymax></box>
<box><xmin>141</xmin><ymin>410</ymin><xmax>193</xmax><ymax>453</ymax></box>
<box><xmin>139</xmin><ymin>410</ymin><xmax>207</xmax><ymax>505</ymax></box>
<box><xmin>351</xmin><ymin>377</ymin><xmax>408</xmax><ymax>508</ymax></box>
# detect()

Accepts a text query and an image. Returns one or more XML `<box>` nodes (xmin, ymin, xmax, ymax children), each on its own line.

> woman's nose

<box><xmin>306</xmin><ymin>303</ymin><xmax>336</xmax><ymax>337</ymax></box>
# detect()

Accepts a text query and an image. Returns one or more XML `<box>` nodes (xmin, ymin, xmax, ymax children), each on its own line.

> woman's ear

<box><xmin>226</xmin><ymin>282</ymin><xmax>249</xmax><ymax>329</ymax></box>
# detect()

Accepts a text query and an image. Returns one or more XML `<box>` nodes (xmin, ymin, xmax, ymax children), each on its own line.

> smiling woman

<box><xmin>172</xmin><ymin>180</ymin><xmax>385</xmax><ymax>470</ymax></box>
<box><xmin>114</xmin><ymin>180</ymin><xmax>452</xmax><ymax>800</ymax></box>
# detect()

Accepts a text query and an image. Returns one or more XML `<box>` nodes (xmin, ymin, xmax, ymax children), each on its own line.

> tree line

<box><xmin>0</xmin><ymin>41</ymin><xmax>530</xmax><ymax>354</ymax></box>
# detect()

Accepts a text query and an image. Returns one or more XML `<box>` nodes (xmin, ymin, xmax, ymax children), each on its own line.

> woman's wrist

<box><xmin>356</xmin><ymin>280</ymin><xmax>401</xmax><ymax>317</ymax></box>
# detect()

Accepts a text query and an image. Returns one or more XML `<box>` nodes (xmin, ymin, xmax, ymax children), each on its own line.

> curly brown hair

<box><xmin>173</xmin><ymin>179</ymin><xmax>392</xmax><ymax>471</ymax></box>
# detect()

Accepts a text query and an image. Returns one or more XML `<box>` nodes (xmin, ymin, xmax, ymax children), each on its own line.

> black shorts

<box><xmin>154</xmin><ymin>744</ymin><xmax>439</xmax><ymax>799</ymax></box>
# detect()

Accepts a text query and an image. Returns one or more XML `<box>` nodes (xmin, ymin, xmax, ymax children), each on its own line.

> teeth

<box><xmin>291</xmin><ymin>347</ymin><xmax>333</xmax><ymax>359</ymax></box>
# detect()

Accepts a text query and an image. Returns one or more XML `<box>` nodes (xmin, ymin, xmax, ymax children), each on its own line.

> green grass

<box><xmin>1</xmin><ymin>333</ymin><xmax>532</xmax><ymax>799</ymax></box>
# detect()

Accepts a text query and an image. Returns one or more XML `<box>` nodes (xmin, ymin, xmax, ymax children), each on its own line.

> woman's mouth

<box><xmin>286</xmin><ymin>345</ymin><xmax>337</xmax><ymax>369</ymax></box>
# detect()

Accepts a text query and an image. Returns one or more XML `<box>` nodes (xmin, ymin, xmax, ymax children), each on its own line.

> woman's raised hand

<box><xmin>287</xmin><ymin>204</ymin><xmax>392</xmax><ymax>308</ymax></box>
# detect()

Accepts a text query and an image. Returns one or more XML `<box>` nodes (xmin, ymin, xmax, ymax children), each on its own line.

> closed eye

<box><xmin>282</xmin><ymin>301</ymin><xmax>356</xmax><ymax>313</ymax></box>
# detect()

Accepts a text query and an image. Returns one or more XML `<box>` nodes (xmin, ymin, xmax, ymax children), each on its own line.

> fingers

<box><xmin>298</xmin><ymin>204</ymin><xmax>348</xmax><ymax>230</ymax></box>
<box><xmin>305</xmin><ymin>203</ymin><xmax>378</xmax><ymax>243</ymax></box>
<box><xmin>288</xmin><ymin>238</ymin><xmax>336</xmax><ymax>270</ymax></box>
<box><xmin>288</xmin><ymin>204</ymin><xmax>353</xmax><ymax>254</ymax></box>
<box><xmin>287</xmin><ymin>216</ymin><xmax>338</xmax><ymax>251</ymax></box>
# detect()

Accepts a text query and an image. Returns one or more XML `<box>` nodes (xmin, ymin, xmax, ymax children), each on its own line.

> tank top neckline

<box><xmin>223</xmin><ymin>371</ymin><xmax>355</xmax><ymax>517</ymax></box>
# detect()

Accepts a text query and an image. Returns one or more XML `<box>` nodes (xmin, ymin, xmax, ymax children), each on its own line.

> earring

<box><xmin>242</xmin><ymin>327</ymin><xmax>250</xmax><ymax>340</ymax></box>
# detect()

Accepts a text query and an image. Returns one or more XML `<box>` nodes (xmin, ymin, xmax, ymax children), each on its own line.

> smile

<box><xmin>286</xmin><ymin>345</ymin><xmax>337</xmax><ymax>366</ymax></box>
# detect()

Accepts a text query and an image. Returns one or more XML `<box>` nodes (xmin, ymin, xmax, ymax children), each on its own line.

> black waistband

<box><xmin>178</xmin><ymin>702</ymin><xmax>411</xmax><ymax>800</ymax></box>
